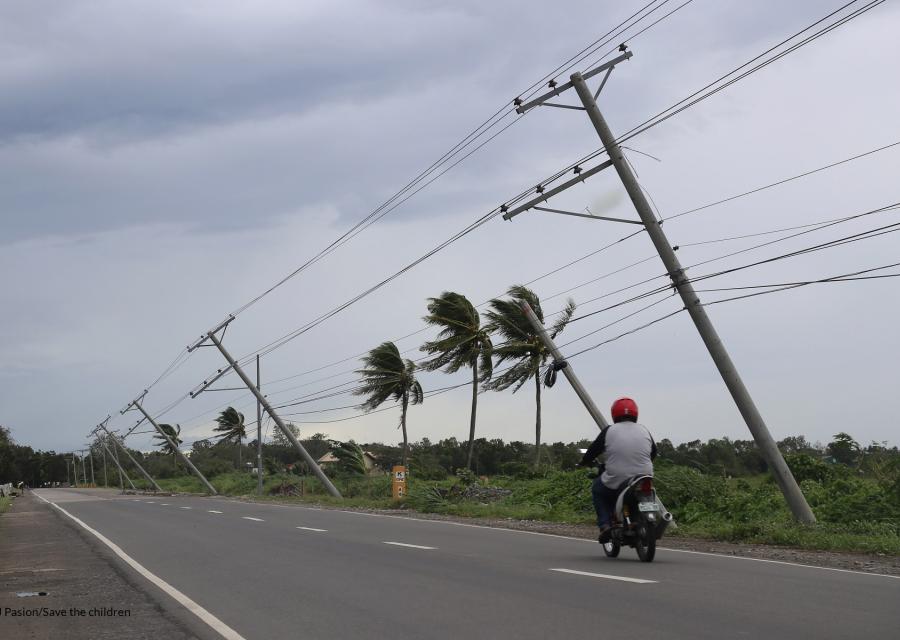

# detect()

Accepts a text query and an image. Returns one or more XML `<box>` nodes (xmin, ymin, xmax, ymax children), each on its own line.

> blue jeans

<box><xmin>591</xmin><ymin>476</ymin><xmax>619</xmax><ymax>528</ymax></box>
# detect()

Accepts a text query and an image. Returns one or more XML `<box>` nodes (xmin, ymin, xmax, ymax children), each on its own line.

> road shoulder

<box><xmin>0</xmin><ymin>492</ymin><xmax>214</xmax><ymax>639</ymax></box>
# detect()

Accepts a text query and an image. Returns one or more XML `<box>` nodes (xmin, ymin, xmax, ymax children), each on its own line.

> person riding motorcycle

<box><xmin>578</xmin><ymin>397</ymin><xmax>658</xmax><ymax>542</ymax></box>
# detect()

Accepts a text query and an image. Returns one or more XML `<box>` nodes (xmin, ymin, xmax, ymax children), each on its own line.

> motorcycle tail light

<box><xmin>640</xmin><ymin>478</ymin><xmax>653</xmax><ymax>493</ymax></box>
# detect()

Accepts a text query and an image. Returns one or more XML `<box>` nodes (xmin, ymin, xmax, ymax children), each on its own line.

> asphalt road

<box><xmin>32</xmin><ymin>488</ymin><xmax>899</xmax><ymax>640</ymax></box>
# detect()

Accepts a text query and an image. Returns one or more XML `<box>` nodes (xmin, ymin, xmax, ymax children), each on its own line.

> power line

<box><xmin>110</xmin><ymin>1</ymin><xmax>882</xmax><ymax>440</ymax></box>
<box><xmin>225</xmin><ymin>0</ymin><xmax>686</xmax><ymax>319</ymax></box>
<box><xmin>201</xmin><ymin>199</ymin><xmax>900</xmax><ymax>418</ymax></box>
<box><xmin>232</xmin><ymin>137</ymin><xmax>900</xmax><ymax>393</ymax></box>
<box><xmin>568</xmin><ymin>207</ymin><xmax>900</xmax><ymax>323</ymax></box>
<box><xmin>617</xmin><ymin>0</ymin><xmax>886</xmax><ymax>145</ymax></box>
<box><xmin>667</xmin><ymin>140</ymin><xmax>900</xmax><ymax>222</ymax></box>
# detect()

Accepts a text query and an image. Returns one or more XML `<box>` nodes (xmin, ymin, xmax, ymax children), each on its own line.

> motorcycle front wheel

<box><xmin>635</xmin><ymin>525</ymin><xmax>656</xmax><ymax>562</ymax></box>
<box><xmin>603</xmin><ymin>541</ymin><xmax>620</xmax><ymax>558</ymax></box>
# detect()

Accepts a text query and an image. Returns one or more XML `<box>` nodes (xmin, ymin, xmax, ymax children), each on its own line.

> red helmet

<box><xmin>611</xmin><ymin>397</ymin><xmax>638</xmax><ymax>423</ymax></box>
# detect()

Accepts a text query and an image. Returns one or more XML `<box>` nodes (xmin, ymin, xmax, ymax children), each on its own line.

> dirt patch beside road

<box><xmin>0</xmin><ymin>493</ymin><xmax>208</xmax><ymax>639</ymax></box>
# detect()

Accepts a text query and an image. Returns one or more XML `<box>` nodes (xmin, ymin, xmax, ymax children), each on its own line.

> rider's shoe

<box><xmin>597</xmin><ymin>525</ymin><xmax>612</xmax><ymax>543</ymax></box>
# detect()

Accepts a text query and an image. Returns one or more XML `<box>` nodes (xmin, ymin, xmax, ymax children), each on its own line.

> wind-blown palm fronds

<box><xmin>329</xmin><ymin>440</ymin><xmax>369</xmax><ymax>476</ymax></box>
<box><xmin>153</xmin><ymin>423</ymin><xmax>183</xmax><ymax>469</ymax></box>
<box><xmin>484</xmin><ymin>285</ymin><xmax>575</xmax><ymax>468</ymax></box>
<box><xmin>421</xmin><ymin>291</ymin><xmax>492</xmax><ymax>470</ymax></box>
<box><xmin>354</xmin><ymin>341</ymin><xmax>423</xmax><ymax>468</ymax></box>
<box><xmin>213</xmin><ymin>406</ymin><xmax>246</xmax><ymax>468</ymax></box>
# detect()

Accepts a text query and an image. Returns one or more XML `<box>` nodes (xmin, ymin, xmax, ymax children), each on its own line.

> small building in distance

<box><xmin>316</xmin><ymin>451</ymin><xmax>381</xmax><ymax>475</ymax></box>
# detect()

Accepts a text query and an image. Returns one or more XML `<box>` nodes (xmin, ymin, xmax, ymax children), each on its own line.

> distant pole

<box><xmin>257</xmin><ymin>354</ymin><xmax>263</xmax><ymax>496</ymax></box>
<box><xmin>204</xmin><ymin>331</ymin><xmax>341</xmax><ymax>498</ymax></box>
<box><xmin>101</xmin><ymin>436</ymin><xmax>134</xmax><ymax>491</ymax></box>
<box><xmin>100</xmin><ymin>440</ymin><xmax>109</xmax><ymax>487</ymax></box>
<box><xmin>80</xmin><ymin>450</ymin><xmax>88</xmax><ymax>485</ymax></box>
<box><xmin>127</xmin><ymin>397</ymin><xmax>217</xmax><ymax>495</ymax></box>
<box><xmin>97</xmin><ymin>423</ymin><xmax>162</xmax><ymax>492</ymax></box>
<box><xmin>66</xmin><ymin>457</ymin><xmax>70</xmax><ymax>486</ymax></box>
<box><xmin>88</xmin><ymin>451</ymin><xmax>95</xmax><ymax>486</ymax></box>
<box><xmin>72</xmin><ymin>457</ymin><xmax>78</xmax><ymax>488</ymax></box>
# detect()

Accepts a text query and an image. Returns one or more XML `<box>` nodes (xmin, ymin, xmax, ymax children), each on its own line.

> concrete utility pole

<box><xmin>124</xmin><ymin>397</ymin><xmax>217</xmax><ymax>495</ymax></box>
<box><xmin>103</xmin><ymin>438</ymin><xmax>131</xmax><ymax>493</ymax></box>
<box><xmin>505</xmin><ymin>51</ymin><xmax>815</xmax><ymax>524</ymax></box>
<box><xmin>257</xmin><ymin>354</ymin><xmax>264</xmax><ymax>496</ymax></box>
<box><xmin>66</xmin><ymin>457</ymin><xmax>70</xmax><ymax>486</ymax></box>
<box><xmin>79</xmin><ymin>450</ymin><xmax>88</xmax><ymax>485</ymax></box>
<box><xmin>95</xmin><ymin>422</ymin><xmax>162</xmax><ymax>492</ymax></box>
<box><xmin>88</xmin><ymin>450</ymin><xmax>95</xmax><ymax>486</ymax></box>
<box><xmin>99</xmin><ymin>439</ymin><xmax>109</xmax><ymax>487</ymax></box>
<box><xmin>520</xmin><ymin>301</ymin><xmax>608</xmax><ymax>432</ymax></box>
<box><xmin>187</xmin><ymin>318</ymin><xmax>342</xmax><ymax>498</ymax></box>
<box><xmin>72</xmin><ymin>456</ymin><xmax>78</xmax><ymax>488</ymax></box>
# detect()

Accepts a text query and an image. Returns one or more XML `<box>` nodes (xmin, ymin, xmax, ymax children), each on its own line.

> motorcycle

<box><xmin>588</xmin><ymin>464</ymin><xmax>674</xmax><ymax>563</ymax></box>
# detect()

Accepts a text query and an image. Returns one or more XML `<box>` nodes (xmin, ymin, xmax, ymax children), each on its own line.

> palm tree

<box><xmin>354</xmin><ymin>341</ymin><xmax>423</xmax><ymax>469</ymax></box>
<box><xmin>213</xmin><ymin>406</ymin><xmax>246</xmax><ymax>469</ymax></box>
<box><xmin>420</xmin><ymin>291</ymin><xmax>492</xmax><ymax>471</ymax></box>
<box><xmin>153</xmin><ymin>423</ymin><xmax>183</xmax><ymax>470</ymax></box>
<box><xmin>484</xmin><ymin>285</ymin><xmax>575</xmax><ymax>468</ymax></box>
<box><xmin>329</xmin><ymin>440</ymin><xmax>369</xmax><ymax>476</ymax></box>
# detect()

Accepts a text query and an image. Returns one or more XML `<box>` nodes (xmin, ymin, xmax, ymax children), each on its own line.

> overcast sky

<box><xmin>2</xmin><ymin>0</ymin><xmax>898</xmax><ymax>456</ymax></box>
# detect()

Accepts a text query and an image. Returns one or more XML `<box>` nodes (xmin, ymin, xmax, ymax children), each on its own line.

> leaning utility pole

<box><xmin>99</xmin><ymin>438</ymin><xmax>109</xmax><ymax>487</ymax></box>
<box><xmin>122</xmin><ymin>396</ymin><xmax>217</xmax><ymax>495</ymax></box>
<box><xmin>105</xmin><ymin>436</ymin><xmax>132</xmax><ymax>491</ymax></box>
<box><xmin>504</xmin><ymin>49</ymin><xmax>815</xmax><ymax>524</ymax></box>
<box><xmin>520</xmin><ymin>301</ymin><xmax>608</xmax><ymax>432</ymax></box>
<box><xmin>187</xmin><ymin>317</ymin><xmax>342</xmax><ymax>498</ymax></box>
<box><xmin>94</xmin><ymin>419</ymin><xmax>162</xmax><ymax>492</ymax></box>
<box><xmin>256</xmin><ymin>354</ymin><xmax>264</xmax><ymax>496</ymax></box>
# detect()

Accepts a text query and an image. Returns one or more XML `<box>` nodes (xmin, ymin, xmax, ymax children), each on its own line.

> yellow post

<box><xmin>391</xmin><ymin>465</ymin><xmax>407</xmax><ymax>500</ymax></box>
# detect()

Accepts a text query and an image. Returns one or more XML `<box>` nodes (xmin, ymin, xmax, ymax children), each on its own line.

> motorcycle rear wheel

<box><xmin>635</xmin><ymin>525</ymin><xmax>656</xmax><ymax>562</ymax></box>
<box><xmin>603</xmin><ymin>541</ymin><xmax>620</xmax><ymax>558</ymax></box>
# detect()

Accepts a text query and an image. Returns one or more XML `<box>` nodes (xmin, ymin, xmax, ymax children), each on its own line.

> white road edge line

<box><xmin>208</xmin><ymin>510</ymin><xmax>223</xmax><ymax>514</ymax></box>
<box><xmin>550</xmin><ymin>568</ymin><xmax>657</xmax><ymax>584</ymax></box>
<box><xmin>383</xmin><ymin>541</ymin><xmax>436</xmax><ymax>550</ymax></box>
<box><xmin>656</xmin><ymin>547</ymin><xmax>900</xmax><ymax>579</ymax></box>
<box><xmin>33</xmin><ymin>492</ymin><xmax>246</xmax><ymax>640</ymax></box>
<box><xmin>296</xmin><ymin>527</ymin><xmax>328</xmax><ymax>532</ymax></box>
<box><xmin>241</xmin><ymin>517</ymin><xmax>264</xmax><ymax>522</ymax></box>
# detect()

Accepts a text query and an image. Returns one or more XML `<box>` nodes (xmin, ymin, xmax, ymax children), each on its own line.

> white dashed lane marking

<box><xmin>208</xmin><ymin>510</ymin><xmax>223</xmax><ymax>514</ymax></box>
<box><xmin>549</xmin><ymin>568</ymin><xmax>657</xmax><ymax>584</ymax></box>
<box><xmin>180</xmin><ymin>506</ymin><xmax>192</xmax><ymax>510</ymax></box>
<box><xmin>383</xmin><ymin>542</ymin><xmax>436</xmax><ymax>550</ymax></box>
<box><xmin>242</xmin><ymin>517</ymin><xmax>264</xmax><ymax>522</ymax></box>
<box><xmin>296</xmin><ymin>527</ymin><xmax>328</xmax><ymax>532</ymax></box>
